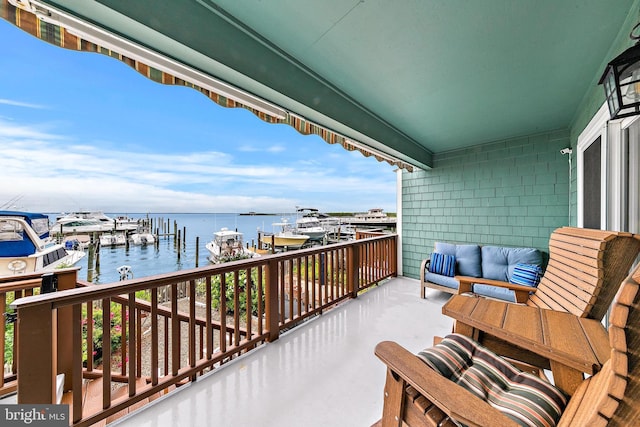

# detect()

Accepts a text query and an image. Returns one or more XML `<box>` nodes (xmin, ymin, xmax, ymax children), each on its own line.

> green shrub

<box><xmin>82</xmin><ymin>302</ymin><xmax>124</xmax><ymax>366</ymax></box>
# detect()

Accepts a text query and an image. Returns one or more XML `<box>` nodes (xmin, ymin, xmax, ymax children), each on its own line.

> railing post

<box><xmin>55</xmin><ymin>269</ymin><xmax>78</xmax><ymax>391</ymax></box>
<box><xmin>347</xmin><ymin>244</ymin><xmax>360</xmax><ymax>298</ymax></box>
<box><xmin>391</xmin><ymin>235</ymin><xmax>398</xmax><ymax>276</ymax></box>
<box><xmin>16</xmin><ymin>302</ymin><xmax>57</xmax><ymax>404</ymax></box>
<box><xmin>265</xmin><ymin>259</ymin><xmax>280</xmax><ymax>342</ymax></box>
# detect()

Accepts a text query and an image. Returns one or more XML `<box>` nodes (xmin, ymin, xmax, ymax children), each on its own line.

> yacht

<box><xmin>206</xmin><ymin>228</ymin><xmax>256</xmax><ymax>263</ymax></box>
<box><xmin>0</xmin><ymin>211</ymin><xmax>85</xmax><ymax>276</ymax></box>
<box><xmin>294</xmin><ymin>208</ymin><xmax>327</xmax><ymax>241</ymax></box>
<box><xmin>260</xmin><ymin>220</ymin><xmax>310</xmax><ymax>250</ymax></box>
<box><xmin>51</xmin><ymin>211</ymin><xmax>139</xmax><ymax>234</ymax></box>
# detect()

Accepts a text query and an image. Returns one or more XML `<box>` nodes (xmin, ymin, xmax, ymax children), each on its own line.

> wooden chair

<box><xmin>456</xmin><ymin>227</ymin><xmax>640</xmax><ymax>320</ymax></box>
<box><xmin>373</xmin><ymin>264</ymin><xmax>640</xmax><ymax>427</ymax></box>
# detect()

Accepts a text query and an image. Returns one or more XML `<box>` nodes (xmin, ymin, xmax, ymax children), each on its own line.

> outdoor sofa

<box><xmin>420</xmin><ymin>242</ymin><xmax>544</xmax><ymax>302</ymax></box>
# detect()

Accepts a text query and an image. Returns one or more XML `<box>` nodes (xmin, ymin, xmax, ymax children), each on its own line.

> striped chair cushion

<box><xmin>417</xmin><ymin>334</ymin><xmax>567</xmax><ymax>427</ymax></box>
<box><xmin>510</xmin><ymin>263</ymin><xmax>543</xmax><ymax>287</ymax></box>
<box><xmin>428</xmin><ymin>252</ymin><xmax>456</xmax><ymax>277</ymax></box>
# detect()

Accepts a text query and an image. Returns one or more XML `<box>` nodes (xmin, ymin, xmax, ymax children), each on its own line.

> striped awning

<box><xmin>1</xmin><ymin>0</ymin><xmax>414</xmax><ymax>171</ymax></box>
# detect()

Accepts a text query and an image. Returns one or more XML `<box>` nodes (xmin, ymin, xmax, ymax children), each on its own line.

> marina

<box><xmin>43</xmin><ymin>211</ymin><xmax>395</xmax><ymax>284</ymax></box>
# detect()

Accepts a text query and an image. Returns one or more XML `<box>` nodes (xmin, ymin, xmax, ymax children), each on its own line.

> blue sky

<box><xmin>0</xmin><ymin>20</ymin><xmax>397</xmax><ymax>214</ymax></box>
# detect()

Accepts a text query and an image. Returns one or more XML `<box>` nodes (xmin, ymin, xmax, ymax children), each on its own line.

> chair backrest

<box><xmin>526</xmin><ymin>227</ymin><xmax>640</xmax><ymax>320</ymax></box>
<box><xmin>557</xmin><ymin>264</ymin><xmax>640</xmax><ymax>426</ymax></box>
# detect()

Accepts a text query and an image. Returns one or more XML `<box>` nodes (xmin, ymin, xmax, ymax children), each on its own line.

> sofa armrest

<box><xmin>455</xmin><ymin>276</ymin><xmax>537</xmax><ymax>303</ymax></box>
<box><xmin>374</xmin><ymin>341</ymin><xmax>518</xmax><ymax>427</ymax></box>
<box><xmin>420</xmin><ymin>258</ymin><xmax>431</xmax><ymax>276</ymax></box>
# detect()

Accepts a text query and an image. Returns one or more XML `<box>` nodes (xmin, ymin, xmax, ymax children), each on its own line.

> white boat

<box><xmin>260</xmin><ymin>220</ymin><xmax>310</xmax><ymax>250</ymax></box>
<box><xmin>0</xmin><ymin>211</ymin><xmax>85</xmax><ymax>277</ymax></box>
<box><xmin>99</xmin><ymin>233</ymin><xmax>127</xmax><ymax>247</ymax></box>
<box><xmin>205</xmin><ymin>228</ymin><xmax>256</xmax><ymax>263</ymax></box>
<box><xmin>295</xmin><ymin>208</ymin><xmax>327</xmax><ymax>241</ymax></box>
<box><xmin>51</xmin><ymin>216</ymin><xmax>112</xmax><ymax>234</ymax></box>
<box><xmin>51</xmin><ymin>211</ymin><xmax>139</xmax><ymax>234</ymax></box>
<box><xmin>62</xmin><ymin>234</ymin><xmax>91</xmax><ymax>250</ymax></box>
<box><xmin>338</xmin><ymin>208</ymin><xmax>396</xmax><ymax>229</ymax></box>
<box><xmin>129</xmin><ymin>231</ymin><xmax>155</xmax><ymax>246</ymax></box>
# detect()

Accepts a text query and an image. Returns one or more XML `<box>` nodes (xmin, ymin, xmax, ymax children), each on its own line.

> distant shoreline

<box><xmin>239</xmin><ymin>212</ymin><xmax>396</xmax><ymax>217</ymax></box>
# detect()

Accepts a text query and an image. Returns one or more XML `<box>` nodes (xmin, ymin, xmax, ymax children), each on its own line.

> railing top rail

<box><xmin>0</xmin><ymin>266</ymin><xmax>81</xmax><ymax>284</ymax></box>
<box><xmin>10</xmin><ymin>234</ymin><xmax>396</xmax><ymax>311</ymax></box>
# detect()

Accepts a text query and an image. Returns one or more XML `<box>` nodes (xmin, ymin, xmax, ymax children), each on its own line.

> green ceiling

<box><xmin>35</xmin><ymin>0</ymin><xmax>638</xmax><ymax>168</ymax></box>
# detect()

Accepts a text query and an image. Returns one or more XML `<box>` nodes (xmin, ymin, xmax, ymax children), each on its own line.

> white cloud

<box><xmin>0</xmin><ymin>98</ymin><xmax>47</xmax><ymax>109</ymax></box>
<box><xmin>0</xmin><ymin>117</ymin><xmax>397</xmax><ymax>213</ymax></box>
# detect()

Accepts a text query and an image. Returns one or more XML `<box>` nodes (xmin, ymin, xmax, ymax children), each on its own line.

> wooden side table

<box><xmin>442</xmin><ymin>295</ymin><xmax>610</xmax><ymax>395</ymax></box>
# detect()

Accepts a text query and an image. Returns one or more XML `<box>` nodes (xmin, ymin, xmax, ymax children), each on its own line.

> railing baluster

<box><xmin>163</xmin><ymin>313</ymin><xmax>169</xmax><ymax>377</ymax></box>
<box><xmin>102</xmin><ymin>297</ymin><xmax>111</xmax><ymax>410</ymax></box>
<box><xmin>87</xmin><ymin>302</ymin><xmax>94</xmax><ymax>373</ymax></box>
<box><xmin>128</xmin><ymin>292</ymin><xmax>136</xmax><ymax>397</ymax></box>
<box><xmin>136</xmin><ymin>308</ymin><xmax>142</xmax><ymax>379</ymax></box>
<box><xmin>245</xmin><ymin>268</ymin><xmax>252</xmax><ymax>341</ymax></box>
<box><xmin>220</xmin><ymin>273</ymin><xmax>227</xmax><ymax>354</ymax></box>
<box><xmin>189</xmin><ymin>279</ymin><xmax>196</xmax><ymax>372</ymax></box>
<box><xmin>206</xmin><ymin>276</ymin><xmax>213</xmax><ymax>360</ymax></box>
<box><xmin>233</xmin><ymin>271</ymin><xmax>240</xmax><ymax>347</ymax></box>
<box><xmin>151</xmin><ymin>288</ymin><xmax>158</xmax><ymax>386</ymax></box>
<box><xmin>120</xmin><ymin>301</ymin><xmax>127</xmax><ymax>377</ymax></box>
<box><xmin>257</xmin><ymin>266</ymin><xmax>263</xmax><ymax>337</ymax></box>
<box><xmin>266</xmin><ymin>259</ymin><xmax>279</xmax><ymax>342</ymax></box>
<box><xmin>311</xmin><ymin>254</ymin><xmax>317</xmax><ymax>310</ymax></box>
<box><xmin>170</xmin><ymin>283</ymin><xmax>179</xmax><ymax>377</ymax></box>
<box><xmin>72</xmin><ymin>303</ymin><xmax>83</xmax><ymax>423</ymax></box>
<box><xmin>279</xmin><ymin>260</ymin><xmax>285</xmax><ymax>324</ymax></box>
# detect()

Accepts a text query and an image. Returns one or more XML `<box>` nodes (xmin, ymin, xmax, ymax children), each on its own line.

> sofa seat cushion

<box><xmin>429</xmin><ymin>252</ymin><xmax>456</xmax><ymax>276</ymax></box>
<box><xmin>472</xmin><ymin>284</ymin><xmax>517</xmax><ymax>302</ymax></box>
<box><xmin>425</xmin><ymin>271</ymin><xmax>459</xmax><ymax>289</ymax></box>
<box><xmin>417</xmin><ymin>334</ymin><xmax>567</xmax><ymax>427</ymax></box>
<box><xmin>435</xmin><ymin>242</ymin><xmax>482</xmax><ymax>277</ymax></box>
<box><xmin>481</xmin><ymin>246</ymin><xmax>543</xmax><ymax>282</ymax></box>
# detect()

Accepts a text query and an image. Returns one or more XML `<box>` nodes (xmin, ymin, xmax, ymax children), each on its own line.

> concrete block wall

<box><xmin>402</xmin><ymin>130</ymin><xmax>571</xmax><ymax>279</ymax></box>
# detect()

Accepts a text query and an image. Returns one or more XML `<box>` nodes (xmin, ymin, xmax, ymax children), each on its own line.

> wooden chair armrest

<box><xmin>455</xmin><ymin>276</ymin><xmax>537</xmax><ymax>303</ymax></box>
<box><xmin>374</xmin><ymin>341</ymin><xmax>518</xmax><ymax>427</ymax></box>
<box><xmin>420</xmin><ymin>258</ymin><xmax>430</xmax><ymax>276</ymax></box>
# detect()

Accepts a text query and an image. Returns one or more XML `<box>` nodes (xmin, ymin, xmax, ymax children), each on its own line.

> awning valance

<box><xmin>1</xmin><ymin>0</ymin><xmax>414</xmax><ymax>171</ymax></box>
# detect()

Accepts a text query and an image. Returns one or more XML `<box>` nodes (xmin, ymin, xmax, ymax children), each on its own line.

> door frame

<box><xmin>578</xmin><ymin>103</ymin><xmax>640</xmax><ymax>230</ymax></box>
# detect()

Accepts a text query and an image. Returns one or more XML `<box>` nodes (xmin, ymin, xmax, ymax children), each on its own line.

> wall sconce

<box><xmin>599</xmin><ymin>23</ymin><xmax>640</xmax><ymax>119</ymax></box>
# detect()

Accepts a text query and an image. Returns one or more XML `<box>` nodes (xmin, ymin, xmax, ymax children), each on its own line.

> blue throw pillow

<box><xmin>429</xmin><ymin>252</ymin><xmax>456</xmax><ymax>277</ymax></box>
<box><xmin>509</xmin><ymin>263</ymin><xmax>542</xmax><ymax>287</ymax></box>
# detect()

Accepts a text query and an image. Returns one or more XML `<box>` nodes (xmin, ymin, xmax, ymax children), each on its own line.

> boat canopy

<box><xmin>0</xmin><ymin>211</ymin><xmax>50</xmax><ymax>239</ymax></box>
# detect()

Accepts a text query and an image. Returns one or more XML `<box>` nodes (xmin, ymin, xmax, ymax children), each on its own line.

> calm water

<box><xmin>51</xmin><ymin>213</ymin><xmax>295</xmax><ymax>284</ymax></box>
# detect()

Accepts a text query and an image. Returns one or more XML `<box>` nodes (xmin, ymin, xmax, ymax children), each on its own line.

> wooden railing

<box><xmin>0</xmin><ymin>268</ymin><xmax>80</xmax><ymax>398</ymax></box>
<box><xmin>10</xmin><ymin>234</ymin><xmax>396</xmax><ymax>427</ymax></box>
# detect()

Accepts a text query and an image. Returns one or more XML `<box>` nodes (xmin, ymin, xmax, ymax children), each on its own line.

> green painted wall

<box><xmin>402</xmin><ymin>2</ymin><xmax>640</xmax><ymax>279</ymax></box>
<box><xmin>402</xmin><ymin>130</ymin><xmax>571</xmax><ymax>279</ymax></box>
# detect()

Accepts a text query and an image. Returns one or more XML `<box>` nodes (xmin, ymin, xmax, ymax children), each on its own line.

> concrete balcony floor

<box><xmin>110</xmin><ymin>277</ymin><xmax>452</xmax><ymax>427</ymax></box>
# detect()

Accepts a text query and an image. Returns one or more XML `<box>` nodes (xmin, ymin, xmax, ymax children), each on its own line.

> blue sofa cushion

<box><xmin>435</xmin><ymin>242</ymin><xmax>481</xmax><ymax>277</ymax></box>
<box><xmin>472</xmin><ymin>284</ymin><xmax>517</xmax><ymax>302</ymax></box>
<box><xmin>429</xmin><ymin>253</ymin><xmax>456</xmax><ymax>277</ymax></box>
<box><xmin>425</xmin><ymin>272</ymin><xmax>459</xmax><ymax>289</ymax></box>
<box><xmin>510</xmin><ymin>263</ymin><xmax>543</xmax><ymax>287</ymax></box>
<box><xmin>481</xmin><ymin>246</ymin><xmax>543</xmax><ymax>282</ymax></box>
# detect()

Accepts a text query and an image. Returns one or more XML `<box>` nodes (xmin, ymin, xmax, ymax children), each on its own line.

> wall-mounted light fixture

<box><xmin>599</xmin><ymin>23</ymin><xmax>640</xmax><ymax>120</ymax></box>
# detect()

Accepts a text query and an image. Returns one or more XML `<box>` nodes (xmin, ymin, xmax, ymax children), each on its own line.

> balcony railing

<box><xmin>8</xmin><ymin>234</ymin><xmax>396</xmax><ymax>427</ymax></box>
